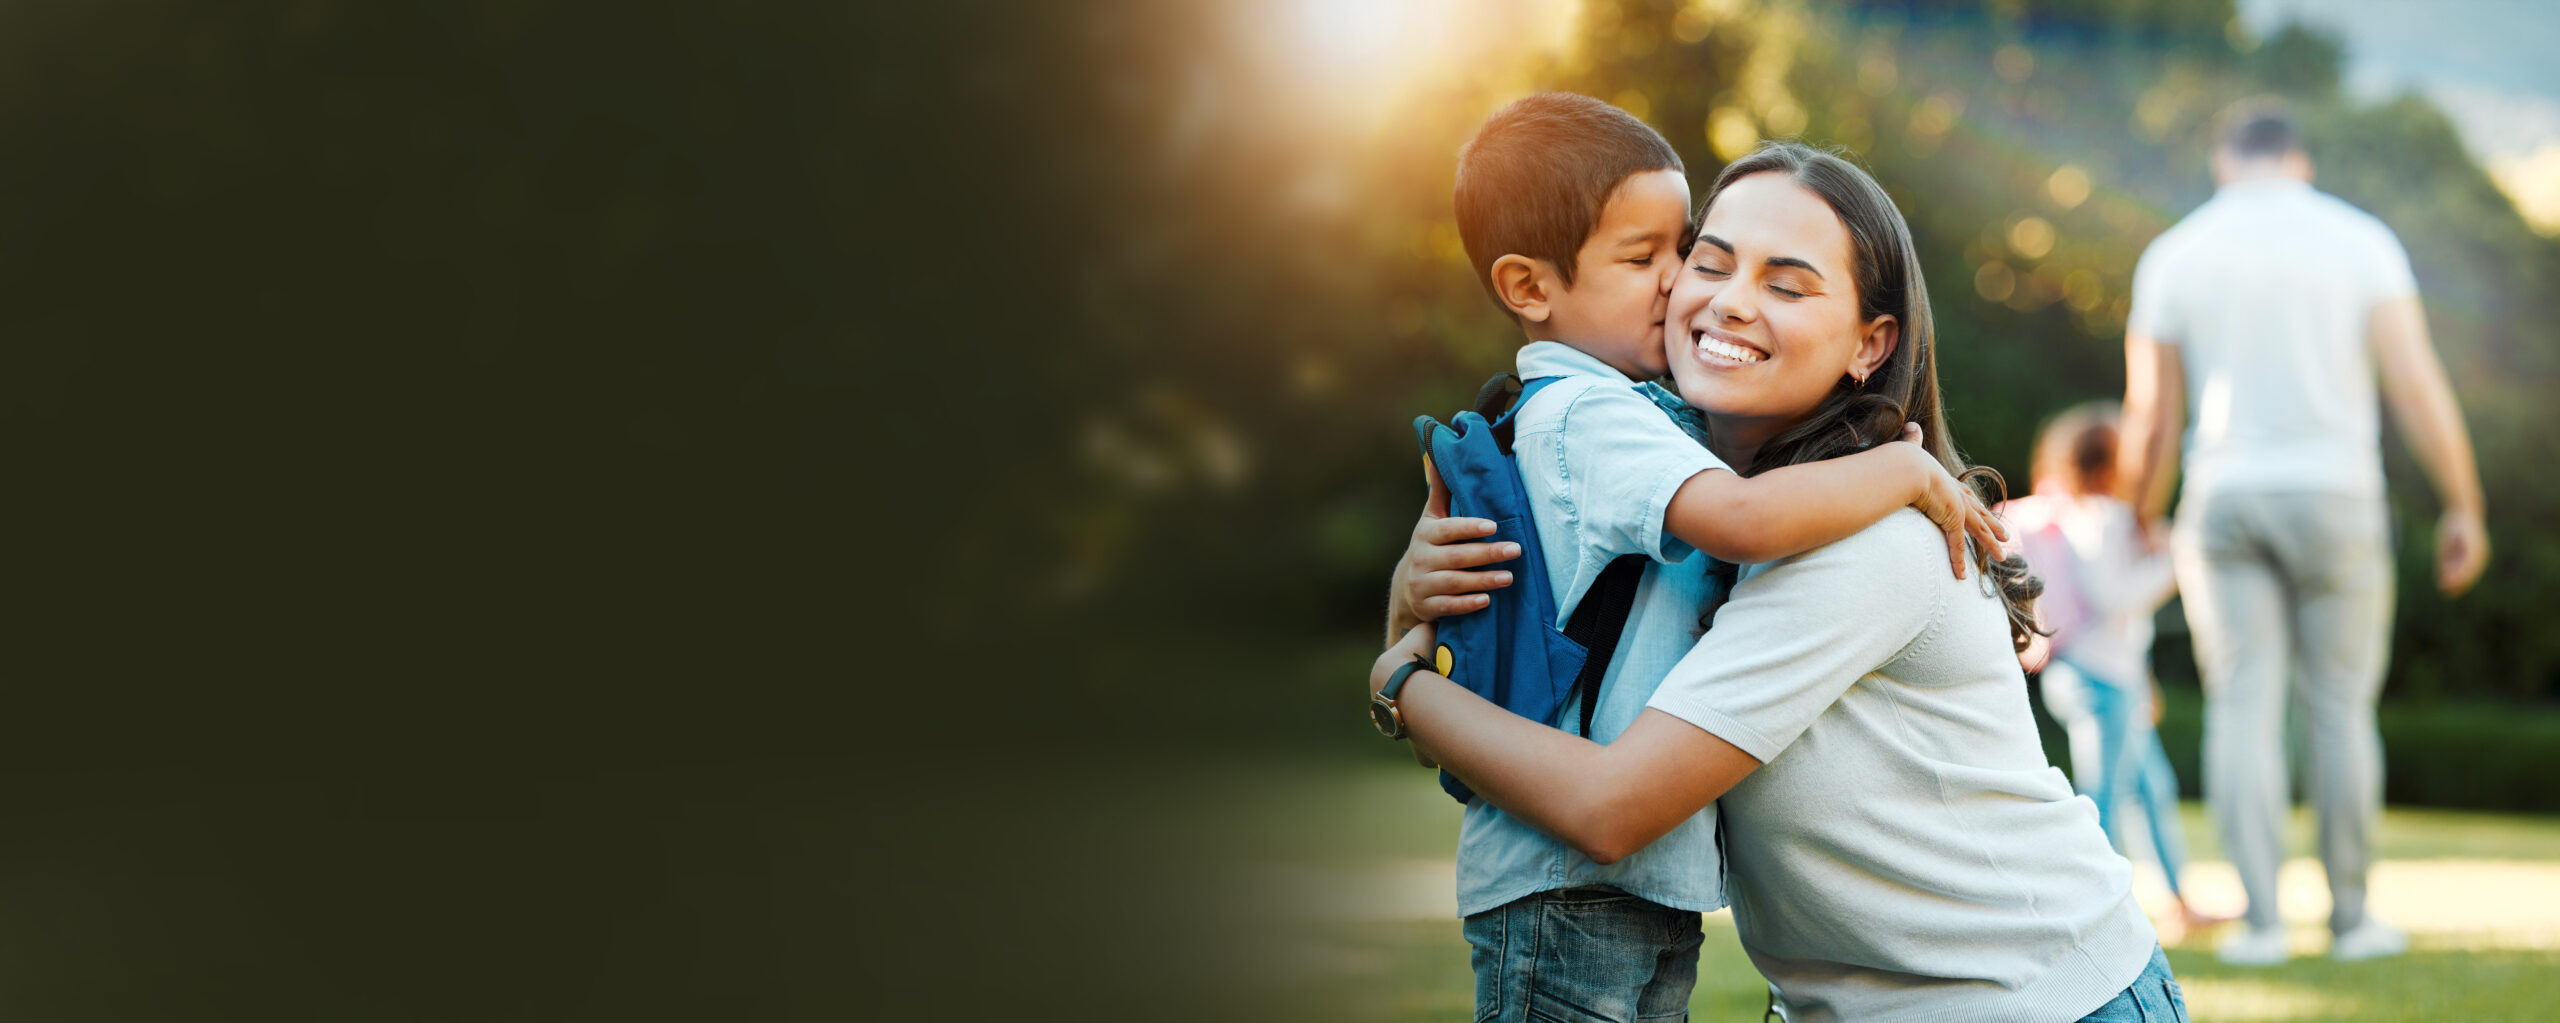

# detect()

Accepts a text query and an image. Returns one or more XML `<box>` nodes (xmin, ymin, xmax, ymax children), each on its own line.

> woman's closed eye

<box><xmin>1763</xmin><ymin>272</ymin><xmax>1819</xmax><ymax>298</ymax></box>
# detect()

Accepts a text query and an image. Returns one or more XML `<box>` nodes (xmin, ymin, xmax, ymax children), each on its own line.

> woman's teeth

<box><xmin>1696</xmin><ymin>333</ymin><xmax>1765</xmax><ymax>364</ymax></box>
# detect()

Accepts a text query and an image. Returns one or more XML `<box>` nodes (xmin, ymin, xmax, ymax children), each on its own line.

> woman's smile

<box><xmin>1690</xmin><ymin>325</ymin><xmax>1767</xmax><ymax>366</ymax></box>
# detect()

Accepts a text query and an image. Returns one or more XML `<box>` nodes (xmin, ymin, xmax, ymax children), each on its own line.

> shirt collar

<box><xmin>2213</xmin><ymin>177</ymin><xmax>2312</xmax><ymax>200</ymax></box>
<box><xmin>1516</xmin><ymin>340</ymin><xmax>1637</xmax><ymax>384</ymax></box>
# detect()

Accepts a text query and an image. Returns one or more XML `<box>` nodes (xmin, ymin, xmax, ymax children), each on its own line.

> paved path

<box><xmin>1263</xmin><ymin>856</ymin><xmax>2560</xmax><ymax>951</ymax></box>
<box><xmin>2149</xmin><ymin>857</ymin><xmax>2560</xmax><ymax>951</ymax></box>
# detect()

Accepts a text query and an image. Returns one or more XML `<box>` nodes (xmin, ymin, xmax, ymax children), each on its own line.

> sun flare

<box><xmin>1245</xmin><ymin>0</ymin><xmax>1582</xmax><ymax>131</ymax></box>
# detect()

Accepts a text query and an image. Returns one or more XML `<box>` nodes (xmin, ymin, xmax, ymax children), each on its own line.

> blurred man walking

<box><xmin>2118</xmin><ymin>99</ymin><xmax>2489</xmax><ymax>966</ymax></box>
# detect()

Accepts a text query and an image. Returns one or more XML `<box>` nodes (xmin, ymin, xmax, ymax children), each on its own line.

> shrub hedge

<box><xmin>2033</xmin><ymin>677</ymin><xmax>2560</xmax><ymax>814</ymax></box>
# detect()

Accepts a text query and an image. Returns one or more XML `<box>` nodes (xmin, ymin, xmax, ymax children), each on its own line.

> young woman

<box><xmin>1371</xmin><ymin>143</ymin><xmax>2186</xmax><ymax>1022</ymax></box>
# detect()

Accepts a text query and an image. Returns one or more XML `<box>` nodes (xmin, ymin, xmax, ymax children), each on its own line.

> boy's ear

<box><xmin>1490</xmin><ymin>254</ymin><xmax>1556</xmax><ymax>324</ymax></box>
<box><xmin>1852</xmin><ymin>315</ymin><xmax>1900</xmax><ymax>380</ymax></box>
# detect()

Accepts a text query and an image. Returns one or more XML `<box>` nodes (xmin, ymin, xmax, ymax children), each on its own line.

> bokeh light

<box><xmin>1994</xmin><ymin>44</ymin><xmax>2035</xmax><ymax>83</ymax></box>
<box><xmin>2048</xmin><ymin>164</ymin><xmax>2093</xmax><ymax>208</ymax></box>
<box><xmin>1974</xmin><ymin>260</ymin><xmax>2018</xmax><ymax>302</ymax></box>
<box><xmin>2008</xmin><ymin>215</ymin><xmax>2057</xmax><ymax>260</ymax></box>
<box><xmin>1709</xmin><ymin>107</ymin><xmax>1760</xmax><ymax>160</ymax></box>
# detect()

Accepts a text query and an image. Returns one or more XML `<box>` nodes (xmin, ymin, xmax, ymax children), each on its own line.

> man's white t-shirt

<box><xmin>2127</xmin><ymin>177</ymin><xmax>2418</xmax><ymax>500</ymax></box>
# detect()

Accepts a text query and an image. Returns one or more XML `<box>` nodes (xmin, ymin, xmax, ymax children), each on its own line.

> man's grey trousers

<box><xmin>2172</xmin><ymin>490</ymin><xmax>2394</xmax><ymax>935</ymax></box>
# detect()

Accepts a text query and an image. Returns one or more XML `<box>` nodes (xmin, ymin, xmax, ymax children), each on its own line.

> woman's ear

<box><xmin>1490</xmin><ymin>254</ymin><xmax>1556</xmax><ymax>324</ymax></box>
<box><xmin>1853</xmin><ymin>314</ymin><xmax>1900</xmax><ymax>380</ymax></box>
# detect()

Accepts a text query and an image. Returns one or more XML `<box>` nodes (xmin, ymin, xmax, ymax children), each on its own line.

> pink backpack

<box><xmin>1998</xmin><ymin>493</ymin><xmax>2095</xmax><ymax>656</ymax></box>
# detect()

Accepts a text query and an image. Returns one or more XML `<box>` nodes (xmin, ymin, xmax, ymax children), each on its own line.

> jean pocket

<box><xmin>1528</xmin><ymin>895</ymin><xmax>1674</xmax><ymax>1023</ymax></box>
<box><xmin>1464</xmin><ymin>908</ymin><xmax>1509</xmax><ymax>1023</ymax></box>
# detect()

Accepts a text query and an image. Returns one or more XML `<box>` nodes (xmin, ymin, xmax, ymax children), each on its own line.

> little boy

<box><xmin>1379</xmin><ymin>94</ymin><xmax>1996</xmax><ymax>1021</ymax></box>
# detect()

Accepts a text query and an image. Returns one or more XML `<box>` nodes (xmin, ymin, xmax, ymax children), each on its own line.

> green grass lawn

<box><xmin>1220</xmin><ymin>751</ymin><xmax>2560</xmax><ymax>1022</ymax></box>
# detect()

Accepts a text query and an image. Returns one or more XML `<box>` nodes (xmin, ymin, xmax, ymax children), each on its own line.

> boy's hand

<box><xmin>1395</xmin><ymin>456</ymin><xmax>1520</xmax><ymax>628</ymax></box>
<box><xmin>1898</xmin><ymin>423</ymin><xmax>2006</xmax><ymax>580</ymax></box>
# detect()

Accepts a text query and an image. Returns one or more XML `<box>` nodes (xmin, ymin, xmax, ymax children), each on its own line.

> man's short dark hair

<box><xmin>1454</xmin><ymin>93</ymin><xmax>1683</xmax><ymax>312</ymax></box>
<box><xmin>2216</xmin><ymin>98</ymin><xmax>2304</xmax><ymax>160</ymax></box>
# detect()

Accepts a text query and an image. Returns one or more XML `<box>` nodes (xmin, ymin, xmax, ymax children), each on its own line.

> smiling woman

<box><xmin>1374</xmin><ymin>142</ymin><xmax>2185</xmax><ymax>1023</ymax></box>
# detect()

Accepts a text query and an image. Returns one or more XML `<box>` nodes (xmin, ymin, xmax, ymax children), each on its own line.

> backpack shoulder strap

<box><xmin>1488</xmin><ymin>374</ymin><xmax>1569</xmax><ymax>454</ymax></box>
<box><xmin>1561</xmin><ymin>553</ymin><xmax>1647</xmax><ymax>738</ymax></box>
<box><xmin>1471</xmin><ymin>372</ymin><xmax>1521</xmax><ymax>421</ymax></box>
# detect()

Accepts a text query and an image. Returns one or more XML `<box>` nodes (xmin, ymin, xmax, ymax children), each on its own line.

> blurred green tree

<box><xmin>1139</xmin><ymin>0</ymin><xmax>2560</xmax><ymax>710</ymax></box>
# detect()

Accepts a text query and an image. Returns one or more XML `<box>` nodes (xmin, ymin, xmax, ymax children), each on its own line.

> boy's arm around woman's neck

<box><xmin>1663</xmin><ymin>440</ymin><xmax>1979</xmax><ymax>573</ymax></box>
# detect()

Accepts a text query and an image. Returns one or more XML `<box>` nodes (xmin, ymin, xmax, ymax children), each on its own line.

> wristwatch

<box><xmin>1370</xmin><ymin>653</ymin><xmax>1435</xmax><ymax>739</ymax></box>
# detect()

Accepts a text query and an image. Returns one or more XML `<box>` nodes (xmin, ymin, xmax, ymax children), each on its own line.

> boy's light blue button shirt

<box><xmin>1453</xmin><ymin>341</ymin><xmax>1732</xmax><ymax>917</ymax></box>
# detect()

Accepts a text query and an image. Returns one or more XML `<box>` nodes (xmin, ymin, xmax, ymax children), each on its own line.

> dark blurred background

<box><xmin>5</xmin><ymin>0</ymin><xmax>2556</xmax><ymax>1019</ymax></box>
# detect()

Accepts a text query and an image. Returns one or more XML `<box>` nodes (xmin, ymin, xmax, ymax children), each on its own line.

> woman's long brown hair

<box><xmin>1698</xmin><ymin>142</ymin><xmax>2043</xmax><ymax>651</ymax></box>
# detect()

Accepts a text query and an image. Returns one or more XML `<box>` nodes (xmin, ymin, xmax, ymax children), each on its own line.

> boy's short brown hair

<box><xmin>1454</xmin><ymin>93</ymin><xmax>1684</xmax><ymax>313</ymax></box>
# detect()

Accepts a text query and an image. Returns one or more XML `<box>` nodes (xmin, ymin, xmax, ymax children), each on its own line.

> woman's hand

<box><xmin>1388</xmin><ymin>456</ymin><xmax>1518</xmax><ymax>642</ymax></box>
<box><xmin>1897</xmin><ymin>423</ymin><xmax>2006</xmax><ymax>579</ymax></box>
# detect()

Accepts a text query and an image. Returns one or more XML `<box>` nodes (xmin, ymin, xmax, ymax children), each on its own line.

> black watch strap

<box><xmin>1380</xmin><ymin>653</ymin><xmax>1434</xmax><ymax>700</ymax></box>
<box><xmin>1372</xmin><ymin>653</ymin><xmax>1437</xmax><ymax>740</ymax></box>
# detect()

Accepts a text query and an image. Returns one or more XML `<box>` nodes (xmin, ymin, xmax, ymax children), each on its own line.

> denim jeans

<box><xmin>2075</xmin><ymin>946</ymin><xmax>2188</xmax><ymax>1022</ymax></box>
<box><xmin>2064</xmin><ymin>656</ymin><xmax>2195</xmax><ymax>899</ymax></box>
<box><xmin>1463</xmin><ymin>886</ymin><xmax>1702</xmax><ymax>1022</ymax></box>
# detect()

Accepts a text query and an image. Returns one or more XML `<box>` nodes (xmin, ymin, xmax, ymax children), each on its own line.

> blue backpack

<box><xmin>1413</xmin><ymin>373</ymin><xmax>1648</xmax><ymax>804</ymax></box>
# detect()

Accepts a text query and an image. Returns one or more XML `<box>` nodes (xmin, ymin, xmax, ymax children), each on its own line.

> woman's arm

<box><xmin>1373</xmin><ymin>625</ymin><xmax>1758</xmax><ymax>864</ymax></box>
<box><xmin>1374</xmin><ymin>510</ymin><xmax>1943</xmax><ymax>863</ymax></box>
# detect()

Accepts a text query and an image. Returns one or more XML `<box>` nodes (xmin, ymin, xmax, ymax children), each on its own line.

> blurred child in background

<box><xmin>2008</xmin><ymin>402</ymin><xmax>2229</xmax><ymax>939</ymax></box>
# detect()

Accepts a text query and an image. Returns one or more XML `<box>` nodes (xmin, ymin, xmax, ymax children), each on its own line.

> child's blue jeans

<box><xmin>2066</xmin><ymin>657</ymin><xmax>2194</xmax><ymax>898</ymax></box>
<box><xmin>1462</xmin><ymin>885</ymin><xmax>1702</xmax><ymax>1022</ymax></box>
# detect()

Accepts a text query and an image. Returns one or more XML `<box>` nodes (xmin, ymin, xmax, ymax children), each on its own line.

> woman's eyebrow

<box><xmin>1696</xmin><ymin>233</ymin><xmax>1826</xmax><ymax>279</ymax></box>
<box><xmin>1765</xmin><ymin>256</ymin><xmax>1825</xmax><ymax>279</ymax></box>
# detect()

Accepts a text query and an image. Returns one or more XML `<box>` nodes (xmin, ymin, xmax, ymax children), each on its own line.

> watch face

<box><xmin>1369</xmin><ymin>698</ymin><xmax>1398</xmax><ymax>737</ymax></box>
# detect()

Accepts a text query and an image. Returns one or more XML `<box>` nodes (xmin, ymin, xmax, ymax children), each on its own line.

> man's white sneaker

<box><xmin>2218</xmin><ymin>924</ymin><xmax>2291</xmax><ymax>966</ymax></box>
<box><xmin>2332</xmin><ymin>919</ymin><xmax>2410</xmax><ymax>961</ymax></box>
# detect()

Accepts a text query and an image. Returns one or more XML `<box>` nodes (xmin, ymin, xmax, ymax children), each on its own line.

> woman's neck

<box><xmin>1703</xmin><ymin>413</ymin><xmax>1786</xmax><ymax>472</ymax></box>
